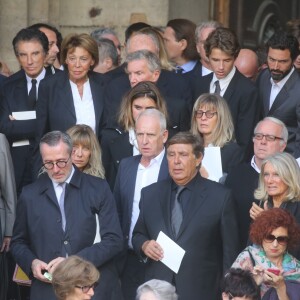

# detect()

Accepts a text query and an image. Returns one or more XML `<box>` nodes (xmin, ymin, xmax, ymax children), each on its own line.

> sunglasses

<box><xmin>264</xmin><ymin>234</ymin><xmax>289</xmax><ymax>245</ymax></box>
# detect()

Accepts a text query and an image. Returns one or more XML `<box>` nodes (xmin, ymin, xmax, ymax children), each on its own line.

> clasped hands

<box><xmin>252</xmin><ymin>266</ymin><xmax>285</xmax><ymax>290</ymax></box>
<box><xmin>31</xmin><ymin>257</ymin><xmax>65</xmax><ymax>283</ymax></box>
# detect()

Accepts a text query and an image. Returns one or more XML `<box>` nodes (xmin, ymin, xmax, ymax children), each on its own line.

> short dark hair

<box><xmin>250</xmin><ymin>208</ymin><xmax>300</xmax><ymax>251</ymax></box>
<box><xmin>40</xmin><ymin>131</ymin><xmax>73</xmax><ymax>155</ymax></box>
<box><xmin>125</xmin><ymin>22</ymin><xmax>151</xmax><ymax>42</ymax></box>
<box><xmin>166</xmin><ymin>19</ymin><xmax>199</xmax><ymax>61</ymax></box>
<box><xmin>222</xmin><ymin>268</ymin><xmax>260</xmax><ymax>300</ymax></box>
<box><xmin>166</xmin><ymin>132</ymin><xmax>204</xmax><ymax>158</ymax></box>
<box><xmin>266</xmin><ymin>31</ymin><xmax>300</xmax><ymax>61</ymax></box>
<box><xmin>204</xmin><ymin>27</ymin><xmax>240</xmax><ymax>59</ymax></box>
<box><xmin>12</xmin><ymin>28</ymin><xmax>49</xmax><ymax>56</ymax></box>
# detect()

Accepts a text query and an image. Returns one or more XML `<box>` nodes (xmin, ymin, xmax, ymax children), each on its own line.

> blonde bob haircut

<box><xmin>191</xmin><ymin>93</ymin><xmax>235</xmax><ymax>147</ymax></box>
<box><xmin>67</xmin><ymin>124</ymin><xmax>105</xmax><ymax>178</ymax></box>
<box><xmin>61</xmin><ymin>33</ymin><xmax>99</xmax><ymax>69</ymax></box>
<box><xmin>118</xmin><ymin>81</ymin><xmax>168</xmax><ymax>131</ymax></box>
<box><xmin>254</xmin><ymin>152</ymin><xmax>300</xmax><ymax>203</ymax></box>
<box><xmin>52</xmin><ymin>255</ymin><xmax>100</xmax><ymax>300</ymax></box>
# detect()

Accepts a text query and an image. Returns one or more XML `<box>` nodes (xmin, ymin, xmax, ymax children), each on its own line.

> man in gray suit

<box><xmin>114</xmin><ymin>109</ymin><xmax>169</xmax><ymax>300</ymax></box>
<box><xmin>257</xmin><ymin>31</ymin><xmax>300</xmax><ymax>157</ymax></box>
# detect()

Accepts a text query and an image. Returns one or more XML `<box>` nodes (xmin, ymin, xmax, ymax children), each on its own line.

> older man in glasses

<box><xmin>225</xmin><ymin>117</ymin><xmax>287</xmax><ymax>251</ymax></box>
<box><xmin>10</xmin><ymin>131</ymin><xmax>123</xmax><ymax>300</ymax></box>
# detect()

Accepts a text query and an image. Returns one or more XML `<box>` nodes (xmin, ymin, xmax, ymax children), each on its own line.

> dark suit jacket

<box><xmin>0</xmin><ymin>73</ymin><xmax>6</xmax><ymax>88</ymax></box>
<box><xmin>191</xmin><ymin>69</ymin><xmax>259</xmax><ymax>151</ymax></box>
<box><xmin>34</xmin><ymin>70</ymin><xmax>105</xmax><ymax>175</ymax></box>
<box><xmin>114</xmin><ymin>152</ymin><xmax>169</xmax><ymax>243</ymax></box>
<box><xmin>220</xmin><ymin>141</ymin><xmax>244</xmax><ymax>174</ymax></box>
<box><xmin>11</xmin><ymin>167</ymin><xmax>123</xmax><ymax>300</ymax></box>
<box><xmin>103</xmin><ymin>70</ymin><xmax>193</xmax><ymax>128</ymax></box>
<box><xmin>132</xmin><ymin>174</ymin><xmax>239</xmax><ymax>300</ymax></box>
<box><xmin>258</xmin><ymin>68</ymin><xmax>300</xmax><ymax>156</ymax></box>
<box><xmin>0</xmin><ymin>69</ymin><xmax>52</xmax><ymax>194</ymax></box>
<box><xmin>225</xmin><ymin>162</ymin><xmax>259</xmax><ymax>251</ymax></box>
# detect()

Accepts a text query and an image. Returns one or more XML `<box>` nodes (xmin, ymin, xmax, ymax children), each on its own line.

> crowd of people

<box><xmin>1</xmin><ymin>16</ymin><xmax>300</xmax><ymax>300</ymax></box>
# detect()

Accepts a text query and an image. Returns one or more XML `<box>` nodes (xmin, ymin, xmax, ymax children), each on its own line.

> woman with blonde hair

<box><xmin>52</xmin><ymin>255</ymin><xmax>99</xmax><ymax>300</ymax></box>
<box><xmin>67</xmin><ymin>124</ymin><xmax>105</xmax><ymax>178</ymax></box>
<box><xmin>191</xmin><ymin>93</ymin><xmax>243</xmax><ymax>178</ymax></box>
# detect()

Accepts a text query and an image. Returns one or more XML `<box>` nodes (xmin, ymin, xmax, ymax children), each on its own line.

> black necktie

<box><xmin>176</xmin><ymin>66</ymin><xmax>184</xmax><ymax>74</ymax></box>
<box><xmin>171</xmin><ymin>186</ymin><xmax>185</xmax><ymax>237</ymax></box>
<box><xmin>28</xmin><ymin>79</ymin><xmax>37</xmax><ymax>109</ymax></box>
<box><xmin>214</xmin><ymin>80</ymin><xmax>221</xmax><ymax>95</ymax></box>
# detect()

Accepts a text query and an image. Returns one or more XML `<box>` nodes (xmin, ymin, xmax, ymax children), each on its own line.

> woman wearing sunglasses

<box><xmin>52</xmin><ymin>255</ymin><xmax>99</xmax><ymax>300</ymax></box>
<box><xmin>250</xmin><ymin>153</ymin><xmax>300</xmax><ymax>257</ymax></box>
<box><xmin>232</xmin><ymin>208</ymin><xmax>300</xmax><ymax>299</ymax></box>
<box><xmin>190</xmin><ymin>93</ymin><xmax>244</xmax><ymax>182</ymax></box>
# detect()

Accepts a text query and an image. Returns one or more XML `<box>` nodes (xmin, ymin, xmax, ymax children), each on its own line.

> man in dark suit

<box><xmin>0</xmin><ymin>28</ymin><xmax>50</xmax><ymax>194</ymax></box>
<box><xmin>225</xmin><ymin>117</ymin><xmax>287</xmax><ymax>251</ymax></box>
<box><xmin>132</xmin><ymin>132</ymin><xmax>239</xmax><ymax>300</ymax></box>
<box><xmin>11</xmin><ymin>131</ymin><xmax>123</xmax><ymax>300</ymax></box>
<box><xmin>0</xmin><ymin>73</ymin><xmax>6</xmax><ymax>88</ymax></box>
<box><xmin>114</xmin><ymin>108</ymin><xmax>169</xmax><ymax>300</ymax></box>
<box><xmin>104</xmin><ymin>29</ymin><xmax>193</xmax><ymax>127</ymax></box>
<box><xmin>191</xmin><ymin>27</ymin><xmax>258</xmax><ymax>152</ymax></box>
<box><xmin>257</xmin><ymin>31</ymin><xmax>300</xmax><ymax>157</ymax></box>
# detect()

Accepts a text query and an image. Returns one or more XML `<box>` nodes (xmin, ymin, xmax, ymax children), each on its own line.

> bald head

<box><xmin>235</xmin><ymin>49</ymin><xmax>259</xmax><ymax>81</ymax></box>
<box><xmin>126</xmin><ymin>33</ymin><xmax>159</xmax><ymax>56</ymax></box>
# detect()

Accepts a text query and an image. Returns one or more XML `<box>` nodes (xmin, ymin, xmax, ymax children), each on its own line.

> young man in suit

<box><xmin>225</xmin><ymin>117</ymin><xmax>287</xmax><ymax>251</ymax></box>
<box><xmin>191</xmin><ymin>27</ymin><xmax>258</xmax><ymax>153</ymax></box>
<box><xmin>0</xmin><ymin>28</ymin><xmax>49</xmax><ymax>194</ymax></box>
<box><xmin>132</xmin><ymin>132</ymin><xmax>239</xmax><ymax>300</ymax></box>
<box><xmin>114</xmin><ymin>109</ymin><xmax>169</xmax><ymax>300</ymax></box>
<box><xmin>11</xmin><ymin>131</ymin><xmax>123</xmax><ymax>300</ymax></box>
<box><xmin>257</xmin><ymin>31</ymin><xmax>300</xmax><ymax>157</ymax></box>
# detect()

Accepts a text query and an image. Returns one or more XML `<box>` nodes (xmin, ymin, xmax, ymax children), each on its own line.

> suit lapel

<box><xmin>158</xmin><ymin>153</ymin><xmax>170</xmax><ymax>181</ymax></box>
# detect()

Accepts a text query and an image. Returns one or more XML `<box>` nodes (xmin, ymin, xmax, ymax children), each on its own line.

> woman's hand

<box><xmin>249</xmin><ymin>202</ymin><xmax>265</xmax><ymax>220</ymax></box>
<box><xmin>199</xmin><ymin>166</ymin><xmax>209</xmax><ymax>178</ymax></box>
<box><xmin>264</xmin><ymin>269</ymin><xmax>289</xmax><ymax>300</ymax></box>
<box><xmin>252</xmin><ymin>265</ymin><xmax>265</xmax><ymax>285</ymax></box>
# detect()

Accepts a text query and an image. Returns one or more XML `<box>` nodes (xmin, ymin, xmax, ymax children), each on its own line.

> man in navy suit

<box><xmin>191</xmin><ymin>27</ymin><xmax>258</xmax><ymax>153</ymax></box>
<box><xmin>11</xmin><ymin>131</ymin><xmax>123</xmax><ymax>300</ymax></box>
<box><xmin>0</xmin><ymin>28</ymin><xmax>49</xmax><ymax>194</ymax></box>
<box><xmin>132</xmin><ymin>132</ymin><xmax>239</xmax><ymax>300</ymax></box>
<box><xmin>114</xmin><ymin>109</ymin><xmax>169</xmax><ymax>300</ymax></box>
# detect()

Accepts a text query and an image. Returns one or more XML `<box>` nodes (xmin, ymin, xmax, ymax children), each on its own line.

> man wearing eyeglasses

<box><xmin>257</xmin><ymin>31</ymin><xmax>300</xmax><ymax>157</ymax></box>
<box><xmin>10</xmin><ymin>131</ymin><xmax>123</xmax><ymax>300</ymax></box>
<box><xmin>225</xmin><ymin>117</ymin><xmax>287</xmax><ymax>251</ymax></box>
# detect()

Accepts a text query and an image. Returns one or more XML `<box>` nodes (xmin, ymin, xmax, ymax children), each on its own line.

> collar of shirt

<box><xmin>171</xmin><ymin>170</ymin><xmax>200</xmax><ymax>191</ymax></box>
<box><xmin>51</xmin><ymin>165</ymin><xmax>75</xmax><ymax>189</ymax></box>
<box><xmin>202</xmin><ymin>65</ymin><xmax>213</xmax><ymax>76</ymax></box>
<box><xmin>211</xmin><ymin>66</ymin><xmax>236</xmax><ymax>95</ymax></box>
<box><xmin>270</xmin><ymin>66</ymin><xmax>295</xmax><ymax>88</ymax></box>
<box><xmin>138</xmin><ymin>148</ymin><xmax>165</xmax><ymax>170</ymax></box>
<box><xmin>250</xmin><ymin>156</ymin><xmax>260</xmax><ymax>173</ymax></box>
<box><xmin>26</xmin><ymin>67</ymin><xmax>46</xmax><ymax>91</ymax></box>
<box><xmin>178</xmin><ymin>60</ymin><xmax>197</xmax><ymax>73</ymax></box>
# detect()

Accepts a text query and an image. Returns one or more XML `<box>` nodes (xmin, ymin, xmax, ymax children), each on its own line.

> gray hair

<box><xmin>254</xmin><ymin>116</ymin><xmax>288</xmax><ymax>144</ymax></box>
<box><xmin>254</xmin><ymin>152</ymin><xmax>300</xmax><ymax>202</ymax></box>
<box><xmin>195</xmin><ymin>20</ymin><xmax>222</xmax><ymax>43</ymax></box>
<box><xmin>40</xmin><ymin>131</ymin><xmax>73</xmax><ymax>155</ymax></box>
<box><xmin>97</xmin><ymin>38</ymin><xmax>118</xmax><ymax>66</ymax></box>
<box><xmin>90</xmin><ymin>27</ymin><xmax>118</xmax><ymax>43</ymax></box>
<box><xmin>135</xmin><ymin>108</ymin><xmax>167</xmax><ymax>132</ymax></box>
<box><xmin>125</xmin><ymin>50</ymin><xmax>161</xmax><ymax>73</ymax></box>
<box><xmin>136</xmin><ymin>279</ymin><xmax>178</xmax><ymax>300</ymax></box>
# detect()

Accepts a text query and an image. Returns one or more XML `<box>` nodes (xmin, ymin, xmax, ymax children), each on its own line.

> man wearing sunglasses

<box><xmin>10</xmin><ymin>131</ymin><xmax>123</xmax><ymax>300</ymax></box>
<box><xmin>225</xmin><ymin>117</ymin><xmax>287</xmax><ymax>251</ymax></box>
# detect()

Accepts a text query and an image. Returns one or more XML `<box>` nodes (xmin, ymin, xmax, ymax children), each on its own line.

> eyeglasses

<box><xmin>195</xmin><ymin>110</ymin><xmax>217</xmax><ymax>119</ymax></box>
<box><xmin>264</xmin><ymin>234</ymin><xmax>289</xmax><ymax>245</ymax></box>
<box><xmin>75</xmin><ymin>282</ymin><xmax>98</xmax><ymax>293</ymax></box>
<box><xmin>253</xmin><ymin>133</ymin><xmax>283</xmax><ymax>142</ymax></box>
<box><xmin>43</xmin><ymin>156</ymin><xmax>71</xmax><ymax>170</ymax></box>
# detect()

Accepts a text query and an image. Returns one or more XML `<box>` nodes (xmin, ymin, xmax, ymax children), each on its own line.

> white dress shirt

<box><xmin>209</xmin><ymin>66</ymin><xmax>236</xmax><ymax>96</ymax></box>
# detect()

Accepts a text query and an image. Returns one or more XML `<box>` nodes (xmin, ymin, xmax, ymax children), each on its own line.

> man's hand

<box><xmin>142</xmin><ymin>240</ymin><xmax>163</xmax><ymax>261</ymax></box>
<box><xmin>31</xmin><ymin>259</ymin><xmax>50</xmax><ymax>283</ymax></box>
<box><xmin>46</xmin><ymin>257</ymin><xmax>65</xmax><ymax>274</ymax></box>
<box><xmin>0</xmin><ymin>237</ymin><xmax>11</xmax><ymax>252</ymax></box>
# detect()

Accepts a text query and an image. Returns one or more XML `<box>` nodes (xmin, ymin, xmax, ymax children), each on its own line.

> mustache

<box><xmin>270</xmin><ymin>69</ymin><xmax>284</xmax><ymax>74</ymax></box>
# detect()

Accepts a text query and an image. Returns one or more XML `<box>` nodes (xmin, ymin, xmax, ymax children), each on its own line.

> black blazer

<box><xmin>258</xmin><ymin>68</ymin><xmax>300</xmax><ymax>156</ymax></box>
<box><xmin>0</xmin><ymin>69</ymin><xmax>52</xmax><ymax>193</ymax></box>
<box><xmin>0</xmin><ymin>73</ymin><xmax>6</xmax><ymax>88</ymax></box>
<box><xmin>132</xmin><ymin>174</ymin><xmax>240</xmax><ymax>300</ymax></box>
<box><xmin>34</xmin><ymin>70</ymin><xmax>106</xmax><ymax>175</ymax></box>
<box><xmin>104</xmin><ymin>70</ymin><xmax>193</xmax><ymax>128</ymax></box>
<box><xmin>191</xmin><ymin>69</ymin><xmax>259</xmax><ymax>151</ymax></box>
<box><xmin>11</xmin><ymin>167</ymin><xmax>123</xmax><ymax>300</ymax></box>
<box><xmin>220</xmin><ymin>141</ymin><xmax>244</xmax><ymax>174</ymax></box>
